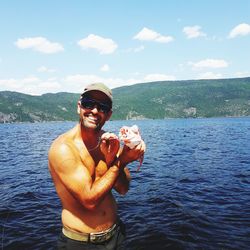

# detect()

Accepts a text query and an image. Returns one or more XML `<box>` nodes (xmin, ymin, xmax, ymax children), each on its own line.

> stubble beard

<box><xmin>79</xmin><ymin>117</ymin><xmax>102</xmax><ymax>132</ymax></box>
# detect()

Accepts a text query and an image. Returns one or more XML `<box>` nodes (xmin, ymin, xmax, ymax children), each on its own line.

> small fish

<box><xmin>119</xmin><ymin>125</ymin><xmax>144</xmax><ymax>171</ymax></box>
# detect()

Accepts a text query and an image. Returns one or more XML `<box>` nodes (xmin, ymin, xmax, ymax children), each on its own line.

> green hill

<box><xmin>1</xmin><ymin>77</ymin><xmax>250</xmax><ymax>123</ymax></box>
<box><xmin>0</xmin><ymin>91</ymin><xmax>79</xmax><ymax>123</ymax></box>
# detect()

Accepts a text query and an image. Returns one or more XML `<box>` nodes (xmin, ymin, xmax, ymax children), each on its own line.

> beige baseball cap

<box><xmin>81</xmin><ymin>83</ymin><xmax>113</xmax><ymax>102</ymax></box>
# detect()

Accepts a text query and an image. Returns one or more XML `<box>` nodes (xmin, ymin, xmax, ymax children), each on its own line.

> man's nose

<box><xmin>91</xmin><ymin>105</ymin><xmax>99</xmax><ymax>113</ymax></box>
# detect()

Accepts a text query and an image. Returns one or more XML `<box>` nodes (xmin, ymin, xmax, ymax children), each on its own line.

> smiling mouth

<box><xmin>86</xmin><ymin>115</ymin><xmax>99</xmax><ymax>124</ymax></box>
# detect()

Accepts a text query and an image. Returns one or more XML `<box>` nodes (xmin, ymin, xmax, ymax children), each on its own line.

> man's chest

<box><xmin>80</xmin><ymin>148</ymin><xmax>108</xmax><ymax>179</ymax></box>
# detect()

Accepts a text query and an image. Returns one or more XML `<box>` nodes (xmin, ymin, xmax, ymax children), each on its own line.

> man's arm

<box><xmin>113</xmin><ymin>166</ymin><xmax>131</xmax><ymax>195</ymax></box>
<box><xmin>112</xmin><ymin>141</ymin><xmax>145</xmax><ymax>195</ymax></box>
<box><xmin>48</xmin><ymin>143</ymin><xmax>122</xmax><ymax>211</ymax></box>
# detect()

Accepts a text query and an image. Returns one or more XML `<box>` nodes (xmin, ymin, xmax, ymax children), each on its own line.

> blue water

<box><xmin>1</xmin><ymin>118</ymin><xmax>250</xmax><ymax>250</ymax></box>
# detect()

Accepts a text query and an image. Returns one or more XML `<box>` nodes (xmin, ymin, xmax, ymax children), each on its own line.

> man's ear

<box><xmin>77</xmin><ymin>101</ymin><xmax>81</xmax><ymax>114</ymax></box>
<box><xmin>105</xmin><ymin>110</ymin><xmax>113</xmax><ymax>121</ymax></box>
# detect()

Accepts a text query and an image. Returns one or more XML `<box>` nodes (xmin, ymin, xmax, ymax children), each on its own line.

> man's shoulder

<box><xmin>48</xmin><ymin>138</ymin><xmax>80</xmax><ymax>171</ymax></box>
<box><xmin>50</xmin><ymin>125</ymin><xmax>78</xmax><ymax>149</ymax></box>
<box><xmin>49</xmin><ymin>129</ymin><xmax>78</xmax><ymax>158</ymax></box>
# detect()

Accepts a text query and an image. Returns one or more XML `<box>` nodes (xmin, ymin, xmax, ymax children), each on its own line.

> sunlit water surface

<box><xmin>1</xmin><ymin>118</ymin><xmax>250</xmax><ymax>249</ymax></box>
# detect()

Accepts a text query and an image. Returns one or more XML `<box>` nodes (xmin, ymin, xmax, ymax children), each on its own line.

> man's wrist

<box><xmin>109</xmin><ymin>155</ymin><xmax>118</xmax><ymax>167</ymax></box>
<box><xmin>116</xmin><ymin>154</ymin><xmax>127</xmax><ymax>168</ymax></box>
<box><xmin>110</xmin><ymin>155</ymin><xmax>126</xmax><ymax>170</ymax></box>
<box><xmin>110</xmin><ymin>164</ymin><xmax>120</xmax><ymax>173</ymax></box>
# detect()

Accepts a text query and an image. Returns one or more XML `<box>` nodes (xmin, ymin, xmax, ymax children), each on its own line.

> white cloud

<box><xmin>0</xmin><ymin>72</ymin><xmax>179</xmax><ymax>95</ymax></box>
<box><xmin>228</xmin><ymin>23</ymin><xmax>250</xmax><ymax>38</ymax></box>
<box><xmin>189</xmin><ymin>59</ymin><xmax>229</xmax><ymax>69</ymax></box>
<box><xmin>78</xmin><ymin>34</ymin><xmax>118</xmax><ymax>54</ymax></box>
<box><xmin>133</xmin><ymin>45</ymin><xmax>145</xmax><ymax>52</ymax></box>
<box><xmin>0</xmin><ymin>76</ymin><xmax>61</xmax><ymax>95</ymax></box>
<box><xmin>144</xmin><ymin>74</ymin><xmax>176</xmax><ymax>82</ymax></box>
<box><xmin>37</xmin><ymin>66</ymin><xmax>56</xmax><ymax>73</ymax></box>
<box><xmin>183</xmin><ymin>25</ymin><xmax>206</xmax><ymax>39</ymax></box>
<box><xmin>100</xmin><ymin>64</ymin><xmax>110</xmax><ymax>72</ymax></box>
<box><xmin>63</xmin><ymin>74</ymin><xmax>127</xmax><ymax>91</ymax></box>
<box><xmin>15</xmin><ymin>37</ymin><xmax>64</xmax><ymax>54</ymax></box>
<box><xmin>133</xmin><ymin>27</ymin><xmax>174</xmax><ymax>43</ymax></box>
<box><xmin>64</xmin><ymin>74</ymin><xmax>104</xmax><ymax>85</ymax></box>
<box><xmin>234</xmin><ymin>71</ymin><xmax>250</xmax><ymax>78</ymax></box>
<box><xmin>196</xmin><ymin>72</ymin><xmax>222</xmax><ymax>79</ymax></box>
<box><xmin>63</xmin><ymin>73</ymin><xmax>177</xmax><ymax>92</ymax></box>
<box><xmin>124</xmin><ymin>45</ymin><xmax>145</xmax><ymax>53</ymax></box>
<box><xmin>22</xmin><ymin>76</ymin><xmax>40</xmax><ymax>83</ymax></box>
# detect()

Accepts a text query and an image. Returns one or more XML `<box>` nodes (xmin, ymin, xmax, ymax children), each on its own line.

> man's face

<box><xmin>78</xmin><ymin>90</ymin><xmax>112</xmax><ymax>131</ymax></box>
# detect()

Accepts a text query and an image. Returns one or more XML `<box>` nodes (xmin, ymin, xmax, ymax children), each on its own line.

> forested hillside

<box><xmin>1</xmin><ymin>77</ymin><xmax>250</xmax><ymax>123</ymax></box>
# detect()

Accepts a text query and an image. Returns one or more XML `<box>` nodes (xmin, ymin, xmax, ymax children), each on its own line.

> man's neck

<box><xmin>79</xmin><ymin>123</ymin><xmax>102</xmax><ymax>150</ymax></box>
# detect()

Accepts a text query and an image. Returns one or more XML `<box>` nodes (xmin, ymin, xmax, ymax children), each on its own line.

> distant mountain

<box><xmin>1</xmin><ymin>77</ymin><xmax>250</xmax><ymax>123</ymax></box>
<box><xmin>0</xmin><ymin>91</ymin><xmax>79</xmax><ymax>123</ymax></box>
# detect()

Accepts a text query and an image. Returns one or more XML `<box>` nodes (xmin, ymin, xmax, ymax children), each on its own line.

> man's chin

<box><xmin>81</xmin><ymin>120</ymin><xmax>101</xmax><ymax>131</ymax></box>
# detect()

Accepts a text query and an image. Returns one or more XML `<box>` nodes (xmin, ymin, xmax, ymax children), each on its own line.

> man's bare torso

<box><xmin>48</xmin><ymin>125</ymin><xmax>117</xmax><ymax>233</ymax></box>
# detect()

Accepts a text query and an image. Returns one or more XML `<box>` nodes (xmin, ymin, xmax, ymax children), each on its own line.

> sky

<box><xmin>0</xmin><ymin>0</ymin><xmax>250</xmax><ymax>95</ymax></box>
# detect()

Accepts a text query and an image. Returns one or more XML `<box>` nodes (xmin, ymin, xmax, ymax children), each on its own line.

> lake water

<box><xmin>1</xmin><ymin>118</ymin><xmax>250</xmax><ymax>250</ymax></box>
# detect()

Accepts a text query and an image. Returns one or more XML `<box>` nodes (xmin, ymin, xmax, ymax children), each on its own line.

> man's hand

<box><xmin>100</xmin><ymin>132</ymin><xmax>120</xmax><ymax>166</ymax></box>
<box><xmin>119</xmin><ymin>139</ymin><xmax>146</xmax><ymax>166</ymax></box>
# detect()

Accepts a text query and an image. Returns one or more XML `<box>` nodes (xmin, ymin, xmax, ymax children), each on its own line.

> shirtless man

<box><xmin>48</xmin><ymin>83</ymin><xmax>146</xmax><ymax>249</ymax></box>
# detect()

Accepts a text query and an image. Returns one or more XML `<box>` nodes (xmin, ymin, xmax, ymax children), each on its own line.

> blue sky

<box><xmin>0</xmin><ymin>0</ymin><xmax>250</xmax><ymax>95</ymax></box>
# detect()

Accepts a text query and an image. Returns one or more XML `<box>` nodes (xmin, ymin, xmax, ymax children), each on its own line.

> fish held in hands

<box><xmin>119</xmin><ymin>125</ymin><xmax>144</xmax><ymax>171</ymax></box>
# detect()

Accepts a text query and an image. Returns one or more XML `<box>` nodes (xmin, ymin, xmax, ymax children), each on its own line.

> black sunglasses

<box><xmin>80</xmin><ymin>98</ymin><xmax>111</xmax><ymax>113</ymax></box>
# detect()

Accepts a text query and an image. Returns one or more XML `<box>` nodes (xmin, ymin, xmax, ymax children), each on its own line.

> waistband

<box><xmin>62</xmin><ymin>222</ymin><xmax>119</xmax><ymax>243</ymax></box>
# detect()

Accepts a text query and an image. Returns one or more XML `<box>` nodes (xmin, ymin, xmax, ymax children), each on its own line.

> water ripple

<box><xmin>1</xmin><ymin>119</ymin><xmax>250</xmax><ymax>249</ymax></box>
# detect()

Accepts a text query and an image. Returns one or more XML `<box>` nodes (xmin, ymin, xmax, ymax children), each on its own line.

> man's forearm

<box><xmin>89</xmin><ymin>154</ymin><xmax>130</xmax><ymax>209</ymax></box>
<box><xmin>88</xmin><ymin>156</ymin><xmax>126</xmax><ymax>208</ymax></box>
<box><xmin>112</xmin><ymin>155</ymin><xmax>131</xmax><ymax>194</ymax></box>
<box><xmin>113</xmin><ymin>166</ymin><xmax>131</xmax><ymax>195</ymax></box>
<box><xmin>87</xmin><ymin>164</ymin><xmax>120</xmax><ymax>209</ymax></box>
